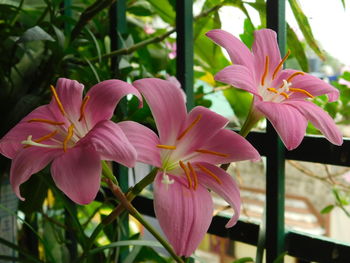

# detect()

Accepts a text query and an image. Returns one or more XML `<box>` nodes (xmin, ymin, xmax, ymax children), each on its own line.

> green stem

<box><xmin>239</xmin><ymin>103</ymin><xmax>263</xmax><ymax>138</ymax></box>
<box><xmin>106</xmin><ymin>179</ymin><xmax>184</xmax><ymax>263</ymax></box>
<box><xmin>101</xmin><ymin>161</ymin><xmax>118</xmax><ymax>184</ymax></box>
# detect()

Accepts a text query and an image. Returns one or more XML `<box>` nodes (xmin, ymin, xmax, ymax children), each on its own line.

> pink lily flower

<box><xmin>0</xmin><ymin>78</ymin><xmax>142</xmax><ymax>205</ymax></box>
<box><xmin>206</xmin><ymin>29</ymin><xmax>343</xmax><ymax>150</ymax></box>
<box><xmin>118</xmin><ymin>78</ymin><xmax>260</xmax><ymax>257</ymax></box>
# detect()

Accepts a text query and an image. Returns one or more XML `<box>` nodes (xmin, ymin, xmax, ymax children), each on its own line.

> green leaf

<box><xmin>288</xmin><ymin>0</ymin><xmax>324</xmax><ymax>60</ymax></box>
<box><xmin>321</xmin><ymin>204</ymin><xmax>335</xmax><ymax>214</ymax></box>
<box><xmin>18</xmin><ymin>26</ymin><xmax>55</xmax><ymax>43</ymax></box>
<box><xmin>223</xmin><ymin>88</ymin><xmax>252</xmax><ymax>123</ymax></box>
<box><xmin>148</xmin><ymin>0</ymin><xmax>175</xmax><ymax>24</ymax></box>
<box><xmin>287</xmin><ymin>23</ymin><xmax>309</xmax><ymax>72</ymax></box>
<box><xmin>232</xmin><ymin>257</ymin><xmax>254</xmax><ymax>263</ymax></box>
<box><xmin>239</xmin><ymin>18</ymin><xmax>255</xmax><ymax>49</ymax></box>
<box><xmin>0</xmin><ymin>0</ymin><xmax>20</xmax><ymax>7</ymax></box>
<box><xmin>134</xmin><ymin>245</ymin><xmax>171</xmax><ymax>263</ymax></box>
<box><xmin>128</xmin><ymin>0</ymin><xmax>153</xmax><ymax>16</ymax></box>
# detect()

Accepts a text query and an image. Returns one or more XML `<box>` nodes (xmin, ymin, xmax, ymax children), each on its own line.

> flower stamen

<box><xmin>261</xmin><ymin>56</ymin><xmax>269</xmax><ymax>86</ymax></box>
<box><xmin>196</xmin><ymin>164</ymin><xmax>222</xmax><ymax>184</ymax></box>
<box><xmin>79</xmin><ymin>95</ymin><xmax>90</xmax><ymax>121</ymax></box>
<box><xmin>280</xmin><ymin>92</ymin><xmax>289</xmax><ymax>99</ymax></box>
<box><xmin>289</xmin><ymin>88</ymin><xmax>314</xmax><ymax>98</ymax></box>
<box><xmin>28</xmin><ymin>119</ymin><xmax>65</xmax><ymax>126</ymax></box>
<box><xmin>50</xmin><ymin>85</ymin><xmax>66</xmax><ymax>116</ymax></box>
<box><xmin>272</xmin><ymin>50</ymin><xmax>291</xmax><ymax>80</ymax></box>
<box><xmin>63</xmin><ymin>124</ymin><xmax>74</xmax><ymax>152</ymax></box>
<box><xmin>187</xmin><ymin>162</ymin><xmax>198</xmax><ymax>190</ymax></box>
<box><xmin>177</xmin><ymin>114</ymin><xmax>202</xmax><ymax>140</ymax></box>
<box><xmin>195</xmin><ymin>149</ymin><xmax>229</xmax><ymax>158</ymax></box>
<box><xmin>286</xmin><ymin>71</ymin><xmax>305</xmax><ymax>82</ymax></box>
<box><xmin>267</xmin><ymin>87</ymin><xmax>278</xmax><ymax>94</ymax></box>
<box><xmin>179</xmin><ymin>160</ymin><xmax>192</xmax><ymax>189</ymax></box>
<box><xmin>157</xmin><ymin>144</ymin><xmax>176</xmax><ymax>150</ymax></box>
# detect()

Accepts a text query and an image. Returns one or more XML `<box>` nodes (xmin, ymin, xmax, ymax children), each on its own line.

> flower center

<box><xmin>259</xmin><ymin>52</ymin><xmax>314</xmax><ymax>103</ymax></box>
<box><xmin>21</xmin><ymin>85</ymin><xmax>90</xmax><ymax>152</ymax></box>
<box><xmin>156</xmin><ymin>114</ymin><xmax>227</xmax><ymax>190</ymax></box>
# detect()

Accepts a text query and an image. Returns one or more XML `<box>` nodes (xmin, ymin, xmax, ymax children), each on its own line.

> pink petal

<box><xmin>118</xmin><ymin>121</ymin><xmax>161</xmax><ymax>167</ymax></box>
<box><xmin>133</xmin><ymin>78</ymin><xmax>187</xmax><ymax>145</ymax></box>
<box><xmin>173</xmin><ymin>106</ymin><xmax>228</xmax><ymax>159</ymax></box>
<box><xmin>51</xmin><ymin>146</ymin><xmax>101</xmax><ymax>205</ymax></box>
<box><xmin>49</xmin><ymin>78</ymin><xmax>84</xmax><ymax>120</ymax></box>
<box><xmin>255</xmin><ymin>101</ymin><xmax>308</xmax><ymax>150</ymax></box>
<box><xmin>191</xmin><ymin>129</ymin><xmax>260</xmax><ymax>164</ymax></box>
<box><xmin>195</xmin><ymin>162</ymin><xmax>240</xmax><ymax>228</ymax></box>
<box><xmin>0</xmin><ymin>105</ymin><xmax>59</xmax><ymax>158</ymax></box>
<box><xmin>214</xmin><ymin>65</ymin><xmax>261</xmax><ymax>98</ymax></box>
<box><xmin>10</xmin><ymin>147</ymin><xmax>61</xmax><ymax>201</ymax></box>
<box><xmin>285</xmin><ymin>100</ymin><xmax>343</xmax><ymax>146</ymax></box>
<box><xmin>79</xmin><ymin>120</ymin><xmax>137</xmax><ymax>168</ymax></box>
<box><xmin>84</xmin><ymin>80</ymin><xmax>142</xmax><ymax>127</ymax></box>
<box><xmin>252</xmin><ymin>29</ymin><xmax>282</xmax><ymax>82</ymax></box>
<box><xmin>154</xmin><ymin>173</ymin><xmax>213</xmax><ymax>257</ymax></box>
<box><xmin>288</xmin><ymin>72</ymin><xmax>339</xmax><ymax>102</ymax></box>
<box><xmin>206</xmin><ymin>29</ymin><xmax>255</xmax><ymax>72</ymax></box>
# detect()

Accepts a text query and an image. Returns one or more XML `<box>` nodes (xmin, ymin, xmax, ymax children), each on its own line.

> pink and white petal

<box><xmin>255</xmin><ymin>101</ymin><xmax>308</xmax><ymax>150</ymax></box>
<box><xmin>252</xmin><ymin>29</ymin><xmax>282</xmax><ymax>81</ymax></box>
<box><xmin>1</xmin><ymin>106</ymin><xmax>60</xmax><ymax>158</ymax></box>
<box><xmin>154</xmin><ymin>173</ymin><xmax>213</xmax><ymax>257</ymax></box>
<box><xmin>51</xmin><ymin>146</ymin><xmax>101</xmax><ymax>205</ymax></box>
<box><xmin>118</xmin><ymin>121</ymin><xmax>161</xmax><ymax>167</ymax></box>
<box><xmin>195</xmin><ymin>162</ymin><xmax>240</xmax><ymax>228</ymax></box>
<box><xmin>191</xmin><ymin>129</ymin><xmax>260</xmax><ymax>164</ymax></box>
<box><xmin>206</xmin><ymin>29</ymin><xmax>255</xmax><ymax>72</ymax></box>
<box><xmin>174</xmin><ymin>106</ymin><xmax>228</xmax><ymax>159</ymax></box>
<box><xmin>80</xmin><ymin>120</ymin><xmax>137</xmax><ymax>168</ymax></box>
<box><xmin>133</xmin><ymin>78</ymin><xmax>187</xmax><ymax>144</ymax></box>
<box><xmin>49</xmin><ymin>78</ymin><xmax>84</xmax><ymax>120</ymax></box>
<box><xmin>10</xmin><ymin>147</ymin><xmax>62</xmax><ymax>201</ymax></box>
<box><xmin>84</xmin><ymin>80</ymin><xmax>142</xmax><ymax>127</ymax></box>
<box><xmin>214</xmin><ymin>65</ymin><xmax>262</xmax><ymax>98</ymax></box>
<box><xmin>289</xmin><ymin>73</ymin><xmax>339</xmax><ymax>101</ymax></box>
<box><xmin>286</xmin><ymin>100</ymin><xmax>343</xmax><ymax>146</ymax></box>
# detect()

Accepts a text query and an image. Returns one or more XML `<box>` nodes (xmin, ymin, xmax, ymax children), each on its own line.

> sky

<box><xmin>220</xmin><ymin>0</ymin><xmax>350</xmax><ymax>66</ymax></box>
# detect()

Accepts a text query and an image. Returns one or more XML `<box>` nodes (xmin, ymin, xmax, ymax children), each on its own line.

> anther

<box><xmin>177</xmin><ymin>114</ymin><xmax>202</xmax><ymax>141</ymax></box>
<box><xmin>28</xmin><ymin>119</ymin><xmax>65</xmax><ymax>126</ymax></box>
<box><xmin>195</xmin><ymin>149</ymin><xmax>229</xmax><ymax>158</ymax></box>
<box><xmin>286</xmin><ymin>71</ymin><xmax>305</xmax><ymax>82</ymax></box>
<box><xmin>157</xmin><ymin>145</ymin><xmax>176</xmax><ymax>150</ymax></box>
<box><xmin>289</xmin><ymin>88</ymin><xmax>314</xmax><ymax>98</ymax></box>
<box><xmin>50</xmin><ymin>85</ymin><xmax>66</xmax><ymax>116</ymax></box>
<box><xmin>196</xmin><ymin>164</ymin><xmax>222</xmax><ymax>184</ymax></box>
<box><xmin>261</xmin><ymin>56</ymin><xmax>269</xmax><ymax>86</ymax></box>
<box><xmin>272</xmin><ymin>50</ymin><xmax>291</xmax><ymax>80</ymax></box>
<box><xmin>179</xmin><ymin>160</ymin><xmax>192</xmax><ymax>189</ymax></box>
<box><xmin>63</xmin><ymin>124</ymin><xmax>74</xmax><ymax>152</ymax></box>
<box><xmin>267</xmin><ymin>87</ymin><xmax>278</xmax><ymax>94</ymax></box>
<box><xmin>188</xmin><ymin>162</ymin><xmax>198</xmax><ymax>190</ymax></box>
<box><xmin>79</xmin><ymin>95</ymin><xmax>90</xmax><ymax>121</ymax></box>
<box><xmin>280</xmin><ymin>92</ymin><xmax>289</xmax><ymax>99</ymax></box>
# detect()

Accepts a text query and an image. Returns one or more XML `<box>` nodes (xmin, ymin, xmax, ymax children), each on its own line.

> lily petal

<box><xmin>286</xmin><ymin>100</ymin><xmax>343</xmax><ymax>145</ymax></box>
<box><xmin>191</xmin><ymin>129</ymin><xmax>260</xmax><ymax>164</ymax></box>
<box><xmin>10</xmin><ymin>147</ymin><xmax>61</xmax><ymax>200</ymax></box>
<box><xmin>195</xmin><ymin>162</ymin><xmax>240</xmax><ymax>228</ymax></box>
<box><xmin>134</xmin><ymin>78</ymin><xmax>187</xmax><ymax>145</ymax></box>
<box><xmin>49</xmin><ymin>78</ymin><xmax>84</xmax><ymax>120</ymax></box>
<box><xmin>0</xmin><ymin>105</ymin><xmax>59</xmax><ymax>158</ymax></box>
<box><xmin>173</xmin><ymin>106</ymin><xmax>228</xmax><ymax>159</ymax></box>
<box><xmin>206</xmin><ymin>29</ymin><xmax>255</xmax><ymax>72</ymax></box>
<box><xmin>214</xmin><ymin>65</ymin><xmax>261</xmax><ymax>98</ymax></box>
<box><xmin>80</xmin><ymin>120</ymin><xmax>137</xmax><ymax>168</ymax></box>
<box><xmin>154</xmin><ymin>173</ymin><xmax>213</xmax><ymax>257</ymax></box>
<box><xmin>118</xmin><ymin>121</ymin><xmax>161</xmax><ymax>167</ymax></box>
<box><xmin>51</xmin><ymin>146</ymin><xmax>101</xmax><ymax>205</ymax></box>
<box><xmin>84</xmin><ymin>80</ymin><xmax>142</xmax><ymax>127</ymax></box>
<box><xmin>288</xmin><ymin>73</ymin><xmax>340</xmax><ymax>102</ymax></box>
<box><xmin>255</xmin><ymin>102</ymin><xmax>308</xmax><ymax>150</ymax></box>
<box><xmin>252</xmin><ymin>29</ymin><xmax>281</xmax><ymax>81</ymax></box>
